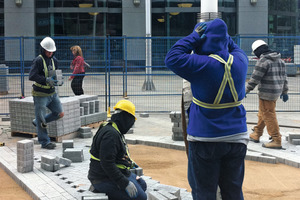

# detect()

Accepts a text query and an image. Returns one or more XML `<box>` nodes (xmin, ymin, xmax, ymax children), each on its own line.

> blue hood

<box><xmin>194</xmin><ymin>18</ymin><xmax>229</xmax><ymax>55</ymax></box>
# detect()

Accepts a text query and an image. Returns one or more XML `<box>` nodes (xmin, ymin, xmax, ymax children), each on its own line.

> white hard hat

<box><xmin>40</xmin><ymin>37</ymin><xmax>56</xmax><ymax>52</ymax></box>
<box><xmin>252</xmin><ymin>40</ymin><xmax>267</xmax><ymax>52</ymax></box>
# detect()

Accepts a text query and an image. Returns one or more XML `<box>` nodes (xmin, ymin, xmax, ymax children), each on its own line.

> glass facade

<box><xmin>35</xmin><ymin>0</ymin><xmax>122</xmax><ymax>36</ymax></box>
<box><xmin>0</xmin><ymin>0</ymin><xmax>3</xmax><ymax>37</ymax></box>
<box><xmin>152</xmin><ymin>0</ymin><xmax>237</xmax><ymax>36</ymax></box>
<box><xmin>1</xmin><ymin>0</ymin><xmax>297</xmax><ymax>37</ymax></box>
<box><xmin>269</xmin><ymin>0</ymin><xmax>298</xmax><ymax>35</ymax></box>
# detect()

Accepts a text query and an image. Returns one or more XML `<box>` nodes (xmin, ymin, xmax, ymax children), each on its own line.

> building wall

<box><xmin>4</xmin><ymin>0</ymin><xmax>35</xmax><ymax>61</ymax></box>
<box><xmin>237</xmin><ymin>0</ymin><xmax>268</xmax><ymax>52</ymax></box>
<box><xmin>122</xmin><ymin>0</ymin><xmax>146</xmax><ymax>61</ymax></box>
<box><xmin>4</xmin><ymin>0</ymin><xmax>35</xmax><ymax>37</ymax></box>
<box><xmin>122</xmin><ymin>0</ymin><xmax>145</xmax><ymax>37</ymax></box>
<box><xmin>237</xmin><ymin>0</ymin><xmax>268</xmax><ymax>35</ymax></box>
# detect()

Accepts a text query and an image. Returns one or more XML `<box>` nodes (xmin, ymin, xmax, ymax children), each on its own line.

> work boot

<box><xmin>262</xmin><ymin>140</ymin><xmax>282</xmax><ymax>149</ymax></box>
<box><xmin>42</xmin><ymin>142</ymin><xmax>56</xmax><ymax>150</ymax></box>
<box><xmin>41</xmin><ymin>122</ymin><xmax>47</xmax><ymax>129</ymax></box>
<box><xmin>249</xmin><ymin>132</ymin><xmax>261</xmax><ymax>143</ymax></box>
<box><xmin>32</xmin><ymin>120</ymin><xmax>47</xmax><ymax>129</ymax></box>
<box><xmin>262</xmin><ymin>135</ymin><xmax>282</xmax><ymax>149</ymax></box>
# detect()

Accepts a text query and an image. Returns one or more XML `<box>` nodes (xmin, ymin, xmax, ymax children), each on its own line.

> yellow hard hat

<box><xmin>113</xmin><ymin>100</ymin><xmax>136</xmax><ymax>119</ymax></box>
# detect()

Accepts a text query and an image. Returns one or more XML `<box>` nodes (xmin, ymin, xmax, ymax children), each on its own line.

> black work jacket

<box><xmin>29</xmin><ymin>54</ymin><xmax>58</xmax><ymax>94</ymax></box>
<box><xmin>88</xmin><ymin>122</ymin><xmax>132</xmax><ymax>190</ymax></box>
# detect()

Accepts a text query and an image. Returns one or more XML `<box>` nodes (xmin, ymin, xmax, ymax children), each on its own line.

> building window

<box><xmin>35</xmin><ymin>0</ymin><xmax>122</xmax><ymax>36</ymax></box>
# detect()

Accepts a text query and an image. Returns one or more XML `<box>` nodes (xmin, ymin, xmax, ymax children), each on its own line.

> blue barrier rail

<box><xmin>0</xmin><ymin>36</ymin><xmax>299</xmax><ymax>115</ymax></box>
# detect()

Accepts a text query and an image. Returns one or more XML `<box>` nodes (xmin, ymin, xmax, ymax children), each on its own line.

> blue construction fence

<box><xmin>0</xmin><ymin>35</ymin><xmax>300</xmax><ymax>116</ymax></box>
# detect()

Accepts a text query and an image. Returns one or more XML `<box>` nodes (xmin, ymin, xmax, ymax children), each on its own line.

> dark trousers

<box><xmin>71</xmin><ymin>73</ymin><xmax>85</xmax><ymax>95</ymax></box>
<box><xmin>92</xmin><ymin>173</ymin><xmax>147</xmax><ymax>200</ymax></box>
<box><xmin>188</xmin><ymin>141</ymin><xmax>247</xmax><ymax>200</ymax></box>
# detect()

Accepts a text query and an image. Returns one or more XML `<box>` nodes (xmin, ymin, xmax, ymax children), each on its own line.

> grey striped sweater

<box><xmin>246</xmin><ymin>52</ymin><xmax>288</xmax><ymax>100</ymax></box>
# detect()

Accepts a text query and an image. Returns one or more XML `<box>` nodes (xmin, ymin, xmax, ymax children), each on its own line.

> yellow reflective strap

<box><xmin>192</xmin><ymin>54</ymin><xmax>241</xmax><ymax>109</ymax></box>
<box><xmin>193</xmin><ymin>97</ymin><xmax>241</xmax><ymax>109</ymax></box>
<box><xmin>116</xmin><ymin>164</ymin><xmax>130</xmax><ymax>170</ymax></box>
<box><xmin>111</xmin><ymin>122</ymin><xmax>135</xmax><ymax>165</ymax></box>
<box><xmin>89</xmin><ymin>150</ymin><xmax>100</xmax><ymax>161</ymax></box>
<box><xmin>39</xmin><ymin>55</ymin><xmax>48</xmax><ymax>77</ymax></box>
<box><xmin>34</xmin><ymin>55</ymin><xmax>55</xmax><ymax>89</ymax></box>
<box><xmin>209</xmin><ymin>54</ymin><xmax>230</xmax><ymax>104</ymax></box>
<box><xmin>89</xmin><ymin>122</ymin><xmax>132</xmax><ymax>170</ymax></box>
<box><xmin>226</xmin><ymin>56</ymin><xmax>239</xmax><ymax>102</ymax></box>
<box><xmin>214</xmin><ymin>71</ymin><xmax>229</xmax><ymax>104</ymax></box>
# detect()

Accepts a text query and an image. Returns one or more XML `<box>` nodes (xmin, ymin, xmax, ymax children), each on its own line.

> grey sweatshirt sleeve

<box><xmin>246</xmin><ymin>61</ymin><xmax>268</xmax><ymax>93</ymax></box>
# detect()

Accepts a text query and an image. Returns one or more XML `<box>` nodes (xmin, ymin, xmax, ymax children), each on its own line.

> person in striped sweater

<box><xmin>246</xmin><ymin>40</ymin><xmax>289</xmax><ymax>149</ymax></box>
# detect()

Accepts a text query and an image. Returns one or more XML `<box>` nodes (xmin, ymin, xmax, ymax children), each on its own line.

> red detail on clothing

<box><xmin>70</xmin><ymin>56</ymin><xmax>85</xmax><ymax>79</ymax></box>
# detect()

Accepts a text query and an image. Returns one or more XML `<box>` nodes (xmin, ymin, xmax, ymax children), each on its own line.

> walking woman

<box><xmin>69</xmin><ymin>45</ymin><xmax>85</xmax><ymax>95</ymax></box>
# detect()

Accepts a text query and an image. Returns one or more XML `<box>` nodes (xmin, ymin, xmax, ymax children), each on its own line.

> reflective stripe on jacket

<box><xmin>192</xmin><ymin>54</ymin><xmax>242</xmax><ymax>109</ymax></box>
<box><xmin>33</xmin><ymin>55</ymin><xmax>55</xmax><ymax>89</ymax></box>
<box><xmin>90</xmin><ymin>122</ymin><xmax>135</xmax><ymax>170</ymax></box>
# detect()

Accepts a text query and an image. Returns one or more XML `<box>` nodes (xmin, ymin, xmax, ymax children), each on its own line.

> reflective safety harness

<box><xmin>90</xmin><ymin>122</ymin><xmax>135</xmax><ymax>170</ymax></box>
<box><xmin>192</xmin><ymin>54</ymin><xmax>242</xmax><ymax>109</ymax></box>
<box><xmin>34</xmin><ymin>55</ymin><xmax>55</xmax><ymax>89</ymax></box>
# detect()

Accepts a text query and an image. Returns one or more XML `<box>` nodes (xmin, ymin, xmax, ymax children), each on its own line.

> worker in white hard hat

<box><xmin>28</xmin><ymin>37</ymin><xmax>64</xmax><ymax>149</ymax></box>
<box><xmin>88</xmin><ymin>100</ymin><xmax>147</xmax><ymax>200</ymax></box>
<box><xmin>246</xmin><ymin>40</ymin><xmax>289</xmax><ymax>149</ymax></box>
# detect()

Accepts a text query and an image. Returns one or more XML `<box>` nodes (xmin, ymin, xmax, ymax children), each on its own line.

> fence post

<box><xmin>123</xmin><ymin>36</ymin><xmax>128</xmax><ymax>98</ymax></box>
<box><xmin>20</xmin><ymin>37</ymin><xmax>25</xmax><ymax>97</ymax></box>
<box><xmin>106</xmin><ymin>35</ymin><xmax>111</xmax><ymax>117</ymax></box>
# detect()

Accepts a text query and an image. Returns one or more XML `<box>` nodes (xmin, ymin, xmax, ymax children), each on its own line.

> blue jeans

<box><xmin>92</xmin><ymin>173</ymin><xmax>147</xmax><ymax>200</ymax></box>
<box><xmin>188</xmin><ymin>141</ymin><xmax>247</xmax><ymax>200</ymax></box>
<box><xmin>33</xmin><ymin>93</ymin><xmax>63</xmax><ymax>147</ymax></box>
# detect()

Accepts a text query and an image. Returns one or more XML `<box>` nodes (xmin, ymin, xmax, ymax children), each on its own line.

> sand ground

<box><xmin>2</xmin><ymin>144</ymin><xmax>300</xmax><ymax>200</ymax></box>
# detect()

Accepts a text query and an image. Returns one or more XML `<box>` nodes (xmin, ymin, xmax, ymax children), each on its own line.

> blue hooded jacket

<box><xmin>165</xmin><ymin>19</ymin><xmax>248</xmax><ymax>139</ymax></box>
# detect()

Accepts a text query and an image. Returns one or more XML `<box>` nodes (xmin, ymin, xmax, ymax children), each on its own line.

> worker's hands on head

<box><xmin>280</xmin><ymin>94</ymin><xmax>289</xmax><ymax>102</ymax></box>
<box><xmin>46</xmin><ymin>76</ymin><xmax>58</xmax><ymax>87</ymax></box>
<box><xmin>125</xmin><ymin>181</ymin><xmax>138</xmax><ymax>198</ymax></box>
<box><xmin>193</xmin><ymin>22</ymin><xmax>207</xmax><ymax>39</ymax></box>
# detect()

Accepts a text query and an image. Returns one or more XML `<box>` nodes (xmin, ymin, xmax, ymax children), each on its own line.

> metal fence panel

<box><xmin>0</xmin><ymin>36</ymin><xmax>300</xmax><ymax>115</ymax></box>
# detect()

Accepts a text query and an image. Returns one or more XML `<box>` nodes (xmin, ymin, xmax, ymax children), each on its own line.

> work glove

<box><xmin>193</xmin><ymin>22</ymin><xmax>207</xmax><ymax>39</ymax></box>
<box><xmin>125</xmin><ymin>181</ymin><xmax>138</xmax><ymax>198</ymax></box>
<box><xmin>280</xmin><ymin>94</ymin><xmax>289</xmax><ymax>102</ymax></box>
<box><xmin>46</xmin><ymin>76</ymin><xmax>58</xmax><ymax>87</ymax></box>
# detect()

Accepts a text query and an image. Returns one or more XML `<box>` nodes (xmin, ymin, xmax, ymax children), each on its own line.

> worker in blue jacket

<box><xmin>165</xmin><ymin>18</ymin><xmax>249</xmax><ymax>200</ymax></box>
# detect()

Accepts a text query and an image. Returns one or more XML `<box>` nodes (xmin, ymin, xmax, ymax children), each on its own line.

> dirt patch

<box><xmin>128</xmin><ymin>144</ymin><xmax>300</xmax><ymax>200</ymax></box>
<box><xmin>1</xmin><ymin>144</ymin><xmax>300</xmax><ymax>200</ymax></box>
<box><xmin>0</xmin><ymin>167</ymin><xmax>33</xmax><ymax>200</ymax></box>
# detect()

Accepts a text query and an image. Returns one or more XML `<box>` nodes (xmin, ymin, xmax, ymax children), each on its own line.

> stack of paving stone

<box><xmin>145</xmin><ymin>177</ymin><xmax>193</xmax><ymax>200</ymax></box>
<box><xmin>78</xmin><ymin>127</ymin><xmax>93</xmax><ymax>138</ymax></box>
<box><xmin>0</xmin><ymin>64</ymin><xmax>9</xmax><ymax>94</ymax></box>
<box><xmin>9</xmin><ymin>95</ymin><xmax>107</xmax><ymax>138</ymax></box>
<box><xmin>40</xmin><ymin>155</ymin><xmax>72</xmax><ymax>172</ymax></box>
<box><xmin>9</xmin><ymin>96</ymin><xmax>81</xmax><ymax>137</ymax></box>
<box><xmin>17</xmin><ymin>139</ymin><xmax>34</xmax><ymax>173</ymax></box>
<box><xmin>169</xmin><ymin>111</ymin><xmax>184</xmax><ymax>141</ymax></box>
<box><xmin>62</xmin><ymin>140</ymin><xmax>84</xmax><ymax>162</ymax></box>
<box><xmin>287</xmin><ymin>132</ymin><xmax>300</xmax><ymax>145</ymax></box>
<box><xmin>75</xmin><ymin>95</ymin><xmax>107</xmax><ymax>126</ymax></box>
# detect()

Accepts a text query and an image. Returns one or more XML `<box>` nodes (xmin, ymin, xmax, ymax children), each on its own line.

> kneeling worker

<box><xmin>88</xmin><ymin>100</ymin><xmax>147</xmax><ymax>200</ymax></box>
